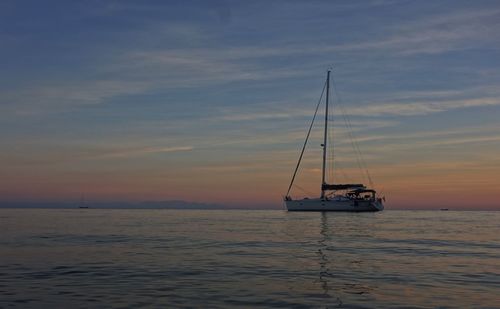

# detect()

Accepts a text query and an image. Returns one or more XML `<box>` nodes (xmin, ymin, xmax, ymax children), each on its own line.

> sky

<box><xmin>1</xmin><ymin>0</ymin><xmax>500</xmax><ymax>209</ymax></box>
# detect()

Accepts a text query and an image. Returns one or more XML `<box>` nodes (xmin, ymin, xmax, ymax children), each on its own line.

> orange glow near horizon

<box><xmin>1</xmin><ymin>153</ymin><xmax>499</xmax><ymax>210</ymax></box>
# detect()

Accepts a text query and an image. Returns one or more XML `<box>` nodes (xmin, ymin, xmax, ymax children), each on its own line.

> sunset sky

<box><xmin>1</xmin><ymin>0</ymin><xmax>500</xmax><ymax>209</ymax></box>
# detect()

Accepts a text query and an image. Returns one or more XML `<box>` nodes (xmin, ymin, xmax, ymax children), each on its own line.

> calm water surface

<box><xmin>0</xmin><ymin>209</ymin><xmax>499</xmax><ymax>308</ymax></box>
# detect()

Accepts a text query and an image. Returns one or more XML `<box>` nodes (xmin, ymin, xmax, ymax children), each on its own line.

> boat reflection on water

<box><xmin>317</xmin><ymin>212</ymin><xmax>343</xmax><ymax>307</ymax></box>
<box><xmin>315</xmin><ymin>213</ymin><xmax>375</xmax><ymax>307</ymax></box>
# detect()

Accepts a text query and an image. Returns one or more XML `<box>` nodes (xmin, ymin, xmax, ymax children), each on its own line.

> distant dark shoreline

<box><xmin>0</xmin><ymin>200</ymin><xmax>281</xmax><ymax>210</ymax></box>
<box><xmin>0</xmin><ymin>205</ymin><xmax>498</xmax><ymax>211</ymax></box>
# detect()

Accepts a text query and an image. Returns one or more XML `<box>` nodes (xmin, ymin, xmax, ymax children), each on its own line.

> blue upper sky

<box><xmin>1</xmin><ymin>0</ymin><xmax>500</xmax><ymax>208</ymax></box>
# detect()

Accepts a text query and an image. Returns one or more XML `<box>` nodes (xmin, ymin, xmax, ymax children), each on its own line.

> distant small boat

<box><xmin>78</xmin><ymin>194</ymin><xmax>89</xmax><ymax>209</ymax></box>
<box><xmin>440</xmin><ymin>208</ymin><xmax>449</xmax><ymax>211</ymax></box>
<box><xmin>284</xmin><ymin>70</ymin><xmax>384</xmax><ymax>212</ymax></box>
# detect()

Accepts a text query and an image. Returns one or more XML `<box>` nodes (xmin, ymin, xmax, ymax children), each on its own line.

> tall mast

<box><xmin>321</xmin><ymin>70</ymin><xmax>330</xmax><ymax>199</ymax></box>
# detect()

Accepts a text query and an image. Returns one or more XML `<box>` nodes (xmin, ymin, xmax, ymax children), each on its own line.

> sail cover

<box><xmin>322</xmin><ymin>184</ymin><xmax>365</xmax><ymax>190</ymax></box>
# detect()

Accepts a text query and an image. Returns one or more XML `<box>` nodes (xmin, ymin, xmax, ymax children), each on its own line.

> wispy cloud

<box><xmin>3</xmin><ymin>5</ymin><xmax>499</xmax><ymax>116</ymax></box>
<box><xmin>1</xmin><ymin>80</ymin><xmax>152</xmax><ymax>115</ymax></box>
<box><xmin>0</xmin><ymin>145</ymin><xmax>194</xmax><ymax>167</ymax></box>
<box><xmin>215</xmin><ymin>90</ymin><xmax>500</xmax><ymax>121</ymax></box>
<box><xmin>92</xmin><ymin>146</ymin><xmax>193</xmax><ymax>159</ymax></box>
<box><xmin>346</xmin><ymin>97</ymin><xmax>500</xmax><ymax>116</ymax></box>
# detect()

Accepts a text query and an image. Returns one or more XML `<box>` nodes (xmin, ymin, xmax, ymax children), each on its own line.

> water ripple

<box><xmin>0</xmin><ymin>209</ymin><xmax>498</xmax><ymax>308</ymax></box>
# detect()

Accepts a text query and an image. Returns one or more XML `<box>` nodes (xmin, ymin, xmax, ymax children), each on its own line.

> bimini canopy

<box><xmin>352</xmin><ymin>188</ymin><xmax>376</xmax><ymax>193</ymax></box>
<box><xmin>322</xmin><ymin>184</ymin><xmax>366</xmax><ymax>191</ymax></box>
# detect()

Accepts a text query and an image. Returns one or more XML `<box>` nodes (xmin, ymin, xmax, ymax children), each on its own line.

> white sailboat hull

<box><xmin>285</xmin><ymin>198</ymin><xmax>383</xmax><ymax>212</ymax></box>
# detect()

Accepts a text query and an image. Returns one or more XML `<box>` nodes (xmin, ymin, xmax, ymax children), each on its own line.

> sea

<box><xmin>0</xmin><ymin>209</ymin><xmax>498</xmax><ymax>308</ymax></box>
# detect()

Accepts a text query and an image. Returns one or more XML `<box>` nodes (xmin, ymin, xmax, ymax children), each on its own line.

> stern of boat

<box><xmin>372</xmin><ymin>199</ymin><xmax>384</xmax><ymax>211</ymax></box>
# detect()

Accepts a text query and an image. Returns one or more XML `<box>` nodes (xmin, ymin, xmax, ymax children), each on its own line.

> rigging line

<box><xmin>285</xmin><ymin>80</ymin><xmax>327</xmax><ymax>197</ymax></box>
<box><xmin>331</xmin><ymin>82</ymin><xmax>365</xmax><ymax>181</ymax></box>
<box><xmin>293</xmin><ymin>184</ymin><xmax>315</xmax><ymax>197</ymax></box>
<box><xmin>339</xmin><ymin>166</ymin><xmax>353</xmax><ymax>183</ymax></box>
<box><xmin>342</xmin><ymin>101</ymin><xmax>374</xmax><ymax>188</ymax></box>
<box><xmin>377</xmin><ymin>186</ymin><xmax>385</xmax><ymax>199</ymax></box>
<box><xmin>329</xmin><ymin>125</ymin><xmax>334</xmax><ymax>182</ymax></box>
<box><xmin>327</xmin><ymin>105</ymin><xmax>334</xmax><ymax>183</ymax></box>
<box><xmin>330</xmin><ymin>86</ymin><xmax>335</xmax><ymax>184</ymax></box>
<box><xmin>327</xmin><ymin>70</ymin><xmax>335</xmax><ymax>184</ymax></box>
<box><xmin>331</xmin><ymin>75</ymin><xmax>375</xmax><ymax>188</ymax></box>
<box><xmin>344</xmin><ymin>105</ymin><xmax>372</xmax><ymax>186</ymax></box>
<box><xmin>351</xmin><ymin>114</ymin><xmax>374</xmax><ymax>188</ymax></box>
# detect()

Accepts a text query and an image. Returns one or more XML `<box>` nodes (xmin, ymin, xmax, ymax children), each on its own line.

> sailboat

<box><xmin>284</xmin><ymin>70</ymin><xmax>384</xmax><ymax>212</ymax></box>
<box><xmin>78</xmin><ymin>194</ymin><xmax>89</xmax><ymax>209</ymax></box>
